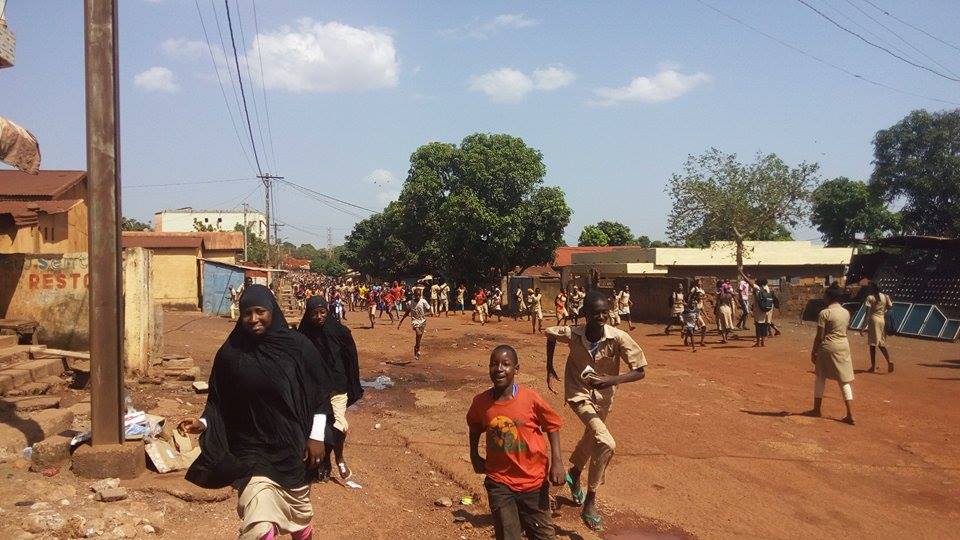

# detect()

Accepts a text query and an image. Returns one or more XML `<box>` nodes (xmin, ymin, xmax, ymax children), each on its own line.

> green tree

<box><xmin>578</xmin><ymin>225</ymin><xmax>609</xmax><ymax>246</ymax></box>
<box><xmin>870</xmin><ymin>109</ymin><xmax>960</xmax><ymax>237</ymax></box>
<box><xmin>811</xmin><ymin>177</ymin><xmax>900</xmax><ymax>246</ymax></box>
<box><xmin>193</xmin><ymin>218</ymin><xmax>217</xmax><ymax>232</ymax></box>
<box><xmin>233</xmin><ymin>223</ymin><xmax>266</xmax><ymax>265</ymax></box>
<box><xmin>121</xmin><ymin>217</ymin><xmax>151</xmax><ymax>231</ymax></box>
<box><xmin>596</xmin><ymin>220</ymin><xmax>635</xmax><ymax>245</ymax></box>
<box><xmin>666</xmin><ymin>148</ymin><xmax>819</xmax><ymax>275</ymax></box>
<box><xmin>342</xmin><ymin>133</ymin><xmax>571</xmax><ymax>284</ymax></box>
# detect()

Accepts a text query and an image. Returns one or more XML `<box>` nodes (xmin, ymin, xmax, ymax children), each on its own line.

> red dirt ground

<box><xmin>3</xmin><ymin>308</ymin><xmax>957</xmax><ymax>539</ymax></box>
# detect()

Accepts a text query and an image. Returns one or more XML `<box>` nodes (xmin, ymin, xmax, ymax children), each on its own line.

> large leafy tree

<box><xmin>666</xmin><ymin>148</ymin><xmax>819</xmax><ymax>275</ymax></box>
<box><xmin>870</xmin><ymin>109</ymin><xmax>960</xmax><ymax>237</ymax></box>
<box><xmin>578</xmin><ymin>225</ymin><xmax>609</xmax><ymax>246</ymax></box>
<box><xmin>342</xmin><ymin>133</ymin><xmax>571</xmax><ymax>284</ymax></box>
<box><xmin>121</xmin><ymin>217</ymin><xmax>150</xmax><ymax>231</ymax></box>
<box><xmin>810</xmin><ymin>177</ymin><xmax>899</xmax><ymax>246</ymax></box>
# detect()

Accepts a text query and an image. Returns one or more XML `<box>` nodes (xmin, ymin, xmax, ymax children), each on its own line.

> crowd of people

<box><xmin>194</xmin><ymin>269</ymin><xmax>897</xmax><ymax>539</ymax></box>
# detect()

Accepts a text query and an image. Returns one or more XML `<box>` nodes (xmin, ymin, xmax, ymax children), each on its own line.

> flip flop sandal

<box><xmin>337</xmin><ymin>462</ymin><xmax>353</xmax><ymax>481</ymax></box>
<box><xmin>565</xmin><ymin>474</ymin><xmax>585</xmax><ymax>506</ymax></box>
<box><xmin>581</xmin><ymin>512</ymin><xmax>604</xmax><ymax>532</ymax></box>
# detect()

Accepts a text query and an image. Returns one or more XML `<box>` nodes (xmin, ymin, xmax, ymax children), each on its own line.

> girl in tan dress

<box><xmin>804</xmin><ymin>284</ymin><xmax>855</xmax><ymax>425</ymax></box>
<box><xmin>862</xmin><ymin>282</ymin><xmax>894</xmax><ymax>373</ymax></box>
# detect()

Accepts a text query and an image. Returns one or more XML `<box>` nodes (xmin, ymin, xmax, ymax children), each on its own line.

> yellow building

<box><xmin>121</xmin><ymin>231</ymin><xmax>243</xmax><ymax>308</ymax></box>
<box><xmin>0</xmin><ymin>170</ymin><xmax>88</xmax><ymax>254</ymax></box>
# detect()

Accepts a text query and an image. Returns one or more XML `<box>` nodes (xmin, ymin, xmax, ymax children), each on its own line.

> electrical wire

<box><xmin>209</xmin><ymin>0</ymin><xmax>250</xmax><ymax>161</ymax></box>
<box><xmin>223</xmin><ymin>0</ymin><xmax>264</xmax><ymax>176</ymax></box>
<box><xmin>843</xmin><ymin>0</ymin><xmax>960</xmax><ymax>79</ymax></box>
<box><xmin>862</xmin><ymin>0</ymin><xmax>960</xmax><ymax>54</ymax></box>
<box><xmin>234</xmin><ymin>0</ymin><xmax>272</xmax><ymax>173</ymax></box>
<box><xmin>251</xmin><ymin>0</ymin><xmax>278</xmax><ymax>172</ymax></box>
<box><xmin>694</xmin><ymin>0</ymin><xmax>960</xmax><ymax>107</ymax></box>
<box><xmin>276</xmin><ymin>182</ymin><xmax>366</xmax><ymax>219</ymax></box>
<box><xmin>795</xmin><ymin>0</ymin><xmax>960</xmax><ymax>83</ymax></box>
<box><xmin>278</xmin><ymin>178</ymin><xmax>378</xmax><ymax>213</ymax></box>
<box><xmin>125</xmin><ymin>177</ymin><xmax>257</xmax><ymax>189</ymax></box>
<box><xmin>193</xmin><ymin>0</ymin><xmax>256</xmax><ymax>175</ymax></box>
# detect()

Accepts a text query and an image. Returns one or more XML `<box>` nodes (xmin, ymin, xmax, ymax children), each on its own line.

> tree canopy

<box><xmin>342</xmin><ymin>133</ymin><xmax>571</xmax><ymax>284</ymax></box>
<box><xmin>810</xmin><ymin>177</ymin><xmax>899</xmax><ymax>246</ymax></box>
<box><xmin>578</xmin><ymin>220</ymin><xmax>640</xmax><ymax>246</ymax></box>
<box><xmin>666</xmin><ymin>148</ymin><xmax>820</xmax><ymax>272</ymax></box>
<box><xmin>121</xmin><ymin>217</ymin><xmax>151</xmax><ymax>231</ymax></box>
<box><xmin>578</xmin><ymin>225</ymin><xmax>609</xmax><ymax>246</ymax></box>
<box><xmin>870</xmin><ymin>109</ymin><xmax>960</xmax><ymax>237</ymax></box>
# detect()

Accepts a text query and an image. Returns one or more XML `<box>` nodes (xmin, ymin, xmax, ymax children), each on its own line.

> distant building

<box><xmin>0</xmin><ymin>170</ymin><xmax>88</xmax><ymax>254</ymax></box>
<box><xmin>154</xmin><ymin>207</ymin><xmax>266</xmax><ymax>239</ymax></box>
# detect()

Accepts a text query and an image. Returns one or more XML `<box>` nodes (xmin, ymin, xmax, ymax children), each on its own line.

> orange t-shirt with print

<box><xmin>466</xmin><ymin>386</ymin><xmax>562</xmax><ymax>492</ymax></box>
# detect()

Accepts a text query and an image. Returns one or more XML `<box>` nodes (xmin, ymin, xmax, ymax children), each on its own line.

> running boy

<box><xmin>468</xmin><ymin>345</ymin><xmax>565</xmax><ymax>540</ymax></box>
<box><xmin>398</xmin><ymin>289</ymin><xmax>431</xmax><ymax>360</ymax></box>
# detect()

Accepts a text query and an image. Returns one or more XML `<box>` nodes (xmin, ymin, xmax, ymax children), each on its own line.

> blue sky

<box><xmin>2</xmin><ymin>0</ymin><xmax>959</xmax><ymax>246</ymax></box>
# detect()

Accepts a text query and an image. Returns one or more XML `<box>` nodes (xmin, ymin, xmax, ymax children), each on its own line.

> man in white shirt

<box><xmin>399</xmin><ymin>289</ymin><xmax>432</xmax><ymax>361</ymax></box>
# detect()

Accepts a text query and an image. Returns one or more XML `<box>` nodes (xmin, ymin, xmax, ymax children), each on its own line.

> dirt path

<box><xmin>2</xmin><ymin>309</ymin><xmax>956</xmax><ymax>539</ymax></box>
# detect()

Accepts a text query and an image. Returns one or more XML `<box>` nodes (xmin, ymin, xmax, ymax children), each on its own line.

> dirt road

<box><xmin>3</xmin><ymin>309</ymin><xmax>957</xmax><ymax>539</ymax></box>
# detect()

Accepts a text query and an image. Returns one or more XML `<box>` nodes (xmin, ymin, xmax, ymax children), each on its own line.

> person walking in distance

<box><xmin>737</xmin><ymin>276</ymin><xmax>751</xmax><ymax>329</ymax></box>
<box><xmin>456</xmin><ymin>284</ymin><xmax>467</xmax><ymax>315</ymax></box>
<box><xmin>398</xmin><ymin>288</ymin><xmax>431</xmax><ymax>361</ymax></box>
<box><xmin>555</xmin><ymin>289</ymin><xmax>569</xmax><ymax>326</ymax></box>
<box><xmin>862</xmin><ymin>281</ymin><xmax>894</xmax><ymax>373</ymax></box>
<box><xmin>804</xmin><ymin>284</ymin><xmax>856</xmax><ymax>425</ymax></box>
<box><xmin>615</xmin><ymin>285</ymin><xmax>636</xmax><ymax>331</ymax></box>
<box><xmin>664</xmin><ymin>282</ymin><xmax>685</xmax><ymax>335</ymax></box>
<box><xmin>439</xmin><ymin>280</ymin><xmax>451</xmax><ymax>317</ymax></box>
<box><xmin>515</xmin><ymin>286</ymin><xmax>528</xmax><ymax>321</ymax></box>
<box><xmin>742</xmin><ymin>274</ymin><xmax>775</xmax><ymax>347</ymax></box>
<box><xmin>545</xmin><ymin>291</ymin><xmax>647</xmax><ymax>532</ymax></box>
<box><xmin>530</xmin><ymin>288</ymin><xmax>545</xmax><ymax>334</ymax></box>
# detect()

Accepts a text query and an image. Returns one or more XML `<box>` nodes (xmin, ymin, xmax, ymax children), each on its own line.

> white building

<box><xmin>154</xmin><ymin>207</ymin><xmax>266</xmax><ymax>239</ymax></box>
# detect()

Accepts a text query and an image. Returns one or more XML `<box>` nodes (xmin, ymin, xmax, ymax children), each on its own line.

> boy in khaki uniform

<box><xmin>545</xmin><ymin>291</ymin><xmax>647</xmax><ymax>532</ymax></box>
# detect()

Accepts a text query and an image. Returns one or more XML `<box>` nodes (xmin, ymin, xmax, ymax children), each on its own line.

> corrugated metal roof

<box><xmin>0</xmin><ymin>170</ymin><xmax>86</xmax><ymax>199</ymax></box>
<box><xmin>198</xmin><ymin>231</ymin><xmax>244</xmax><ymax>251</ymax></box>
<box><xmin>0</xmin><ymin>199</ymin><xmax>82</xmax><ymax>226</ymax></box>
<box><xmin>121</xmin><ymin>232</ymin><xmax>203</xmax><ymax>249</ymax></box>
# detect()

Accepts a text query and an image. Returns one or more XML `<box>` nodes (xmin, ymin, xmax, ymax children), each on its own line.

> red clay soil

<box><xmin>4</xmin><ymin>309</ymin><xmax>955</xmax><ymax>539</ymax></box>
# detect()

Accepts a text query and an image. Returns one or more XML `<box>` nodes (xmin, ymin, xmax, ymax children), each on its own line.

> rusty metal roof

<box><xmin>0</xmin><ymin>170</ymin><xmax>86</xmax><ymax>199</ymax></box>
<box><xmin>121</xmin><ymin>232</ymin><xmax>203</xmax><ymax>249</ymax></box>
<box><xmin>197</xmin><ymin>231</ymin><xmax>244</xmax><ymax>251</ymax></box>
<box><xmin>0</xmin><ymin>199</ymin><xmax>82</xmax><ymax>226</ymax></box>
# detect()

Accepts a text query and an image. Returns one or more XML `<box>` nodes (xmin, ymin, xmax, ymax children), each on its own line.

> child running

<box><xmin>681</xmin><ymin>301</ymin><xmax>704</xmax><ymax>351</ymax></box>
<box><xmin>468</xmin><ymin>345</ymin><xmax>565</xmax><ymax>540</ymax></box>
<box><xmin>398</xmin><ymin>288</ymin><xmax>431</xmax><ymax>361</ymax></box>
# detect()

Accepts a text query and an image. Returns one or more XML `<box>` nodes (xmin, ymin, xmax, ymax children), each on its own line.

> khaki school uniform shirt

<box><xmin>546</xmin><ymin>324</ymin><xmax>647</xmax><ymax>406</ymax></box>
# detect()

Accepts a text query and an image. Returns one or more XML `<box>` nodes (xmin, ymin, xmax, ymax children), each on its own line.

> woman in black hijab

<box><xmin>299</xmin><ymin>296</ymin><xmax>364</xmax><ymax>481</ymax></box>
<box><xmin>181</xmin><ymin>285</ymin><xmax>332</xmax><ymax>540</ymax></box>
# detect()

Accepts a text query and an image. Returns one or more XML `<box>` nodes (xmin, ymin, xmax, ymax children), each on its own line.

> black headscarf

<box><xmin>186</xmin><ymin>285</ymin><xmax>333</xmax><ymax>490</ymax></box>
<box><xmin>298</xmin><ymin>296</ymin><xmax>364</xmax><ymax>407</ymax></box>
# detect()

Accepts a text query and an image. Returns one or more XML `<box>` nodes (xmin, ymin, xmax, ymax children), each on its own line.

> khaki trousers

<box><xmin>569</xmin><ymin>399</ymin><xmax>615</xmax><ymax>491</ymax></box>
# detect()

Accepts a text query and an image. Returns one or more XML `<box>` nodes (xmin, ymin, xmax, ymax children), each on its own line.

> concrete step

<box><xmin>1</xmin><ymin>395</ymin><xmax>61</xmax><ymax>412</ymax></box>
<box><xmin>0</xmin><ymin>334</ymin><xmax>17</xmax><ymax>348</ymax></box>
<box><xmin>0</xmin><ymin>407</ymin><xmax>74</xmax><ymax>452</ymax></box>
<box><xmin>0</xmin><ymin>358</ymin><xmax>64</xmax><ymax>394</ymax></box>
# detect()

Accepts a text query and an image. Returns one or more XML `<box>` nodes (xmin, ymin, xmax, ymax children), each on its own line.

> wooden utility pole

<box><xmin>258</xmin><ymin>173</ymin><xmax>282</xmax><ymax>282</ymax></box>
<box><xmin>85</xmin><ymin>0</ymin><xmax>123</xmax><ymax>445</ymax></box>
<box><xmin>242</xmin><ymin>202</ymin><xmax>248</xmax><ymax>261</ymax></box>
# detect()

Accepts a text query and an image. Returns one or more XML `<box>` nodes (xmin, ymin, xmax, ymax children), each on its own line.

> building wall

<box><xmin>664</xmin><ymin>264</ymin><xmax>844</xmax><ymax>282</ymax></box>
<box><xmin>155</xmin><ymin>210</ymin><xmax>266</xmax><ymax>238</ymax></box>
<box><xmin>0</xmin><ymin>204</ymin><xmax>88</xmax><ymax>254</ymax></box>
<box><xmin>151</xmin><ymin>248</ymin><xmax>201</xmax><ymax>308</ymax></box>
<box><xmin>203</xmin><ymin>249</ymin><xmax>239</xmax><ymax>265</ymax></box>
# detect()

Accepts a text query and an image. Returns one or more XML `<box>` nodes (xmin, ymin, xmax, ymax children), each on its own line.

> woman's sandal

<box><xmin>581</xmin><ymin>512</ymin><xmax>604</xmax><ymax>532</ymax></box>
<box><xmin>565</xmin><ymin>474</ymin><xmax>585</xmax><ymax>506</ymax></box>
<box><xmin>337</xmin><ymin>461</ymin><xmax>353</xmax><ymax>481</ymax></box>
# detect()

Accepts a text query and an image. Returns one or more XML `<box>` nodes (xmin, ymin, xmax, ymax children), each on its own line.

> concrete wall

<box><xmin>665</xmin><ymin>265</ymin><xmax>843</xmax><ymax>282</ymax></box>
<box><xmin>123</xmin><ymin>248</ymin><xmax>162</xmax><ymax>375</ymax></box>
<box><xmin>203</xmin><ymin>249</ymin><xmax>239</xmax><ymax>265</ymax></box>
<box><xmin>0</xmin><ymin>252</ymin><xmax>90</xmax><ymax>349</ymax></box>
<box><xmin>156</xmin><ymin>210</ymin><xmax>266</xmax><ymax>238</ymax></box>
<box><xmin>152</xmin><ymin>248</ymin><xmax>201</xmax><ymax>308</ymax></box>
<box><xmin>0</xmin><ymin>203</ymin><xmax>88</xmax><ymax>254</ymax></box>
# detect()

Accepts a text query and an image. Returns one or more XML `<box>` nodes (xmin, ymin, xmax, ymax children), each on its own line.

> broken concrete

<box><xmin>0</xmin><ymin>358</ymin><xmax>64</xmax><ymax>394</ymax></box>
<box><xmin>0</xmin><ymin>408</ymin><xmax>74</xmax><ymax>452</ymax></box>
<box><xmin>72</xmin><ymin>442</ymin><xmax>145</xmax><ymax>480</ymax></box>
<box><xmin>1</xmin><ymin>395</ymin><xmax>61</xmax><ymax>412</ymax></box>
<box><xmin>30</xmin><ymin>431</ymin><xmax>78</xmax><ymax>471</ymax></box>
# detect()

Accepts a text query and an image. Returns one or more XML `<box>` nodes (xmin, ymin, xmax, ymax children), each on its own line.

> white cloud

<box><xmin>441</xmin><ymin>13</ymin><xmax>540</xmax><ymax>39</ymax></box>
<box><xmin>134</xmin><ymin>66</ymin><xmax>180</xmax><ymax>93</ymax></box>
<box><xmin>469</xmin><ymin>65</ymin><xmax>574</xmax><ymax>103</ymax></box>
<box><xmin>532</xmin><ymin>65</ymin><xmax>575</xmax><ymax>91</ymax></box>
<box><xmin>469</xmin><ymin>68</ymin><xmax>534</xmax><ymax>103</ymax></box>
<box><xmin>252</xmin><ymin>18</ymin><xmax>399</xmax><ymax>93</ymax></box>
<box><xmin>588</xmin><ymin>67</ymin><xmax>710</xmax><ymax>107</ymax></box>
<box><xmin>365</xmin><ymin>168</ymin><xmax>394</xmax><ymax>187</ymax></box>
<box><xmin>161</xmin><ymin>38</ymin><xmax>206</xmax><ymax>61</ymax></box>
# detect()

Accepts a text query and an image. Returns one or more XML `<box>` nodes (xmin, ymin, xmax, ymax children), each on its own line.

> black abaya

<box><xmin>298</xmin><ymin>296</ymin><xmax>364</xmax><ymax>407</ymax></box>
<box><xmin>186</xmin><ymin>285</ymin><xmax>332</xmax><ymax>490</ymax></box>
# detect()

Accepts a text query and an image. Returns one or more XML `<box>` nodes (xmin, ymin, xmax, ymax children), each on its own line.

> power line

<box><xmin>843</xmin><ymin>0</ymin><xmax>960</xmax><ymax>79</ymax></box>
<box><xmin>277</xmin><ymin>181</ymin><xmax>366</xmax><ymax>219</ymax></box>
<box><xmin>862</xmin><ymin>0</ymin><xmax>960</xmax><ymax>54</ymax></box>
<box><xmin>694</xmin><ymin>0</ymin><xmax>960</xmax><ymax>107</ymax></box>
<box><xmin>233</xmin><ymin>0</ymin><xmax>272</xmax><ymax>173</ymax></box>
<box><xmin>193</xmin><ymin>0</ymin><xmax>256</xmax><ymax>175</ymax></box>
<box><xmin>278</xmin><ymin>178</ymin><xmax>378</xmax><ymax>214</ymax></box>
<box><xmin>223</xmin><ymin>0</ymin><xmax>264</xmax><ymax>176</ymax></box>
<box><xmin>251</xmin><ymin>0</ymin><xmax>278</xmax><ymax>172</ymax></box>
<box><xmin>208</xmin><ymin>0</ymin><xmax>250</xmax><ymax>162</ymax></box>
<box><xmin>795</xmin><ymin>0</ymin><xmax>960</xmax><ymax>83</ymax></box>
<box><xmin>125</xmin><ymin>177</ymin><xmax>257</xmax><ymax>189</ymax></box>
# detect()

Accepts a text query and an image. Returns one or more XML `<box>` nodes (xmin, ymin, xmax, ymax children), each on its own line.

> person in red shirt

<box><xmin>473</xmin><ymin>288</ymin><xmax>488</xmax><ymax>326</ymax></box>
<box><xmin>467</xmin><ymin>345</ymin><xmax>564</xmax><ymax>540</ymax></box>
<box><xmin>380</xmin><ymin>289</ymin><xmax>396</xmax><ymax>323</ymax></box>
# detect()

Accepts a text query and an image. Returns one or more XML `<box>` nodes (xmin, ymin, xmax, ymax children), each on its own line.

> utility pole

<box><xmin>85</xmin><ymin>0</ymin><xmax>123</xmax><ymax>446</ymax></box>
<box><xmin>241</xmin><ymin>202</ymin><xmax>248</xmax><ymax>261</ymax></box>
<box><xmin>257</xmin><ymin>173</ymin><xmax>282</xmax><ymax>268</ymax></box>
<box><xmin>327</xmin><ymin>227</ymin><xmax>333</xmax><ymax>253</ymax></box>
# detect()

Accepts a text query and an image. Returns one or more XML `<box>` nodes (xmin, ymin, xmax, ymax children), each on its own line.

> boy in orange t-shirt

<box><xmin>467</xmin><ymin>345</ymin><xmax>564</xmax><ymax>540</ymax></box>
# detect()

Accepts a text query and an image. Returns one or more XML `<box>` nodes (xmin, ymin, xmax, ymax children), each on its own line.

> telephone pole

<box><xmin>241</xmin><ymin>202</ymin><xmax>248</xmax><ymax>261</ymax></box>
<box><xmin>257</xmin><ymin>173</ymin><xmax>282</xmax><ymax>270</ymax></box>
